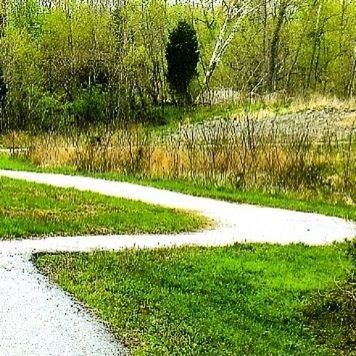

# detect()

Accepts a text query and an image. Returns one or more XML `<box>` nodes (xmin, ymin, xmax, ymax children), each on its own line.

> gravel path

<box><xmin>0</xmin><ymin>169</ymin><xmax>355</xmax><ymax>356</ymax></box>
<box><xmin>0</xmin><ymin>252</ymin><xmax>124</xmax><ymax>356</ymax></box>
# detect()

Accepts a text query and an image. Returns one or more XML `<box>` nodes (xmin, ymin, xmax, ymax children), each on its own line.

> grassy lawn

<box><xmin>34</xmin><ymin>243</ymin><xmax>352</xmax><ymax>355</ymax></box>
<box><xmin>1</xmin><ymin>153</ymin><xmax>355</xmax><ymax>221</ymax></box>
<box><xmin>0</xmin><ymin>176</ymin><xmax>206</xmax><ymax>239</ymax></box>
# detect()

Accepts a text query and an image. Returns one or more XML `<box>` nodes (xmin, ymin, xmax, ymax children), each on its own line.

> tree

<box><xmin>202</xmin><ymin>0</ymin><xmax>254</xmax><ymax>96</ymax></box>
<box><xmin>0</xmin><ymin>10</ymin><xmax>6</xmax><ymax>130</ymax></box>
<box><xmin>267</xmin><ymin>0</ymin><xmax>290</xmax><ymax>92</ymax></box>
<box><xmin>166</xmin><ymin>20</ymin><xmax>199</xmax><ymax>104</ymax></box>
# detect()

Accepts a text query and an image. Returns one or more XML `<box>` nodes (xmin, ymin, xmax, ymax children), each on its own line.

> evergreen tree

<box><xmin>166</xmin><ymin>20</ymin><xmax>199</xmax><ymax>104</ymax></box>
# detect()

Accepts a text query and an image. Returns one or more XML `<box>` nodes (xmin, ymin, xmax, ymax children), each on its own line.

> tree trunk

<box><xmin>267</xmin><ymin>1</ymin><xmax>288</xmax><ymax>92</ymax></box>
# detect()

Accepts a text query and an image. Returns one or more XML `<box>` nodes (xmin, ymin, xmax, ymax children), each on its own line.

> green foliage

<box><xmin>35</xmin><ymin>94</ymin><xmax>65</xmax><ymax>130</ymax></box>
<box><xmin>1</xmin><ymin>0</ymin><xmax>356</xmax><ymax>129</ymax></box>
<box><xmin>305</xmin><ymin>240</ymin><xmax>356</xmax><ymax>354</ymax></box>
<box><xmin>0</xmin><ymin>176</ymin><xmax>206</xmax><ymax>239</ymax></box>
<box><xmin>69</xmin><ymin>87</ymin><xmax>106</xmax><ymax>126</ymax></box>
<box><xmin>166</xmin><ymin>20</ymin><xmax>199</xmax><ymax>104</ymax></box>
<box><xmin>1</xmin><ymin>25</ymin><xmax>42</xmax><ymax>129</ymax></box>
<box><xmin>8</xmin><ymin>0</ymin><xmax>42</xmax><ymax>37</ymax></box>
<box><xmin>34</xmin><ymin>243</ymin><xmax>351</xmax><ymax>354</ymax></box>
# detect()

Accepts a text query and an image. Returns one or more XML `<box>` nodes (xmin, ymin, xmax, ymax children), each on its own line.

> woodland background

<box><xmin>0</xmin><ymin>0</ymin><xmax>356</xmax><ymax>130</ymax></box>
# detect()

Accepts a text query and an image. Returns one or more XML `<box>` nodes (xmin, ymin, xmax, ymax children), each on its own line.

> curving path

<box><xmin>0</xmin><ymin>169</ymin><xmax>355</xmax><ymax>356</ymax></box>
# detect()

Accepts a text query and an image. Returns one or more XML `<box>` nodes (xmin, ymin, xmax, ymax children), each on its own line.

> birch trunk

<box><xmin>196</xmin><ymin>1</ymin><xmax>254</xmax><ymax>103</ymax></box>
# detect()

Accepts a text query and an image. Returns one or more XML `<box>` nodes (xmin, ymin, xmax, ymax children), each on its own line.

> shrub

<box><xmin>305</xmin><ymin>240</ymin><xmax>356</xmax><ymax>354</ymax></box>
<box><xmin>166</xmin><ymin>20</ymin><xmax>199</xmax><ymax>105</ymax></box>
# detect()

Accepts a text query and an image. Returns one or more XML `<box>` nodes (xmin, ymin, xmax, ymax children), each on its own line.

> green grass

<box><xmin>0</xmin><ymin>176</ymin><xmax>206</xmax><ymax>239</ymax></box>
<box><xmin>149</xmin><ymin>100</ymin><xmax>290</xmax><ymax>130</ymax></box>
<box><xmin>74</xmin><ymin>171</ymin><xmax>356</xmax><ymax>221</ymax></box>
<box><xmin>0</xmin><ymin>152</ymin><xmax>37</xmax><ymax>171</ymax></box>
<box><xmin>126</xmin><ymin>177</ymin><xmax>356</xmax><ymax>222</ymax></box>
<box><xmin>34</xmin><ymin>243</ymin><xmax>352</xmax><ymax>355</ymax></box>
<box><xmin>1</xmin><ymin>153</ymin><xmax>355</xmax><ymax>221</ymax></box>
<box><xmin>151</xmin><ymin>103</ymin><xmax>245</xmax><ymax>129</ymax></box>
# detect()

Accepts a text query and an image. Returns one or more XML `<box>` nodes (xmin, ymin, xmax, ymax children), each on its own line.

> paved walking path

<box><xmin>0</xmin><ymin>170</ymin><xmax>355</xmax><ymax>356</ymax></box>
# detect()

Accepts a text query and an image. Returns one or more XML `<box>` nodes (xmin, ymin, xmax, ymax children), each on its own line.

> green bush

<box><xmin>305</xmin><ymin>240</ymin><xmax>356</xmax><ymax>354</ymax></box>
<box><xmin>69</xmin><ymin>87</ymin><xmax>106</xmax><ymax>126</ymax></box>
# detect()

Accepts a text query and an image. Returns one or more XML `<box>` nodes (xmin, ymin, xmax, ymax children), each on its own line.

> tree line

<box><xmin>0</xmin><ymin>0</ymin><xmax>356</xmax><ymax>130</ymax></box>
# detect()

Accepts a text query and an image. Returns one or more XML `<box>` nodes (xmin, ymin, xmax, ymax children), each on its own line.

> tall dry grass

<box><xmin>7</xmin><ymin>112</ymin><xmax>354</xmax><ymax>204</ymax></box>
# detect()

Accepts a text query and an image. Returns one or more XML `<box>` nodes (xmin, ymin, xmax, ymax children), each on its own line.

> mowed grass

<box><xmin>34</xmin><ymin>243</ymin><xmax>351</xmax><ymax>355</ymax></box>
<box><xmin>0</xmin><ymin>176</ymin><xmax>206</xmax><ymax>239</ymax></box>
